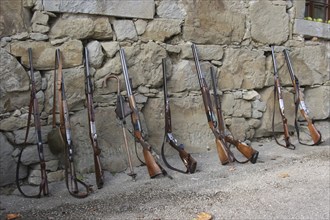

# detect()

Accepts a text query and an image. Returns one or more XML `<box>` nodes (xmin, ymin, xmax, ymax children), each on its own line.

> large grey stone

<box><xmin>122</xmin><ymin>42</ymin><xmax>167</xmax><ymax>88</ymax></box>
<box><xmin>182</xmin><ymin>0</ymin><xmax>245</xmax><ymax>44</ymax></box>
<box><xmin>294</xmin><ymin>19</ymin><xmax>330</xmax><ymax>40</ymax></box>
<box><xmin>49</xmin><ymin>14</ymin><xmax>113</xmax><ymax>40</ymax></box>
<box><xmin>43</xmin><ymin>0</ymin><xmax>155</xmax><ymax>19</ymax></box>
<box><xmin>0</xmin><ymin>0</ymin><xmax>29</xmax><ymax>37</ymax></box>
<box><xmin>0</xmin><ymin>48</ymin><xmax>31</xmax><ymax>113</ymax></box>
<box><xmin>112</xmin><ymin>20</ymin><xmax>138</xmax><ymax>42</ymax></box>
<box><xmin>219</xmin><ymin>48</ymin><xmax>266</xmax><ymax>90</ymax></box>
<box><xmin>142</xmin><ymin>18</ymin><xmax>182</xmax><ymax>42</ymax></box>
<box><xmin>0</xmin><ymin>133</ymin><xmax>28</xmax><ymax>186</ymax></box>
<box><xmin>304</xmin><ymin>85</ymin><xmax>330</xmax><ymax>120</ymax></box>
<box><xmin>10</xmin><ymin>40</ymin><xmax>83</xmax><ymax>70</ymax></box>
<box><xmin>249</xmin><ymin>0</ymin><xmax>289</xmax><ymax>44</ymax></box>
<box><xmin>157</xmin><ymin>0</ymin><xmax>185</xmax><ymax>19</ymax></box>
<box><xmin>86</xmin><ymin>40</ymin><xmax>104</xmax><ymax>69</ymax></box>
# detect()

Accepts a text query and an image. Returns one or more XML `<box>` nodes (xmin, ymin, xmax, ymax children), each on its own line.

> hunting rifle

<box><xmin>191</xmin><ymin>43</ymin><xmax>258</xmax><ymax>164</ymax></box>
<box><xmin>283</xmin><ymin>49</ymin><xmax>322</xmax><ymax>145</ymax></box>
<box><xmin>58</xmin><ymin>49</ymin><xmax>91</xmax><ymax>198</ymax></box>
<box><xmin>16</xmin><ymin>48</ymin><xmax>49</xmax><ymax>198</ymax></box>
<box><xmin>210</xmin><ymin>67</ymin><xmax>258</xmax><ymax>163</ymax></box>
<box><xmin>119</xmin><ymin>48</ymin><xmax>170</xmax><ymax>178</ymax></box>
<box><xmin>161</xmin><ymin>58</ymin><xmax>197</xmax><ymax>173</ymax></box>
<box><xmin>270</xmin><ymin>46</ymin><xmax>295</xmax><ymax>149</ymax></box>
<box><xmin>102</xmin><ymin>74</ymin><xmax>137</xmax><ymax>180</ymax></box>
<box><xmin>84</xmin><ymin>47</ymin><xmax>104</xmax><ymax>189</ymax></box>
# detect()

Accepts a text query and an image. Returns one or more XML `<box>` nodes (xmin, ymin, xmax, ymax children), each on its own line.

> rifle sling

<box><xmin>16</xmin><ymin>88</ymin><xmax>47</xmax><ymax>198</ymax></box>
<box><xmin>161</xmin><ymin>134</ymin><xmax>189</xmax><ymax>174</ymax></box>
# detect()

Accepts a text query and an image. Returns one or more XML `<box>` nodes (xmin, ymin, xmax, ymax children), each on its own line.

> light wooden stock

<box><xmin>215</xmin><ymin>138</ymin><xmax>230</xmax><ymax>165</ymax></box>
<box><xmin>142</xmin><ymin>148</ymin><xmax>162</xmax><ymax>178</ymax></box>
<box><xmin>225</xmin><ymin>136</ymin><xmax>258</xmax><ymax>164</ymax></box>
<box><xmin>307</xmin><ymin>123</ymin><xmax>321</xmax><ymax>144</ymax></box>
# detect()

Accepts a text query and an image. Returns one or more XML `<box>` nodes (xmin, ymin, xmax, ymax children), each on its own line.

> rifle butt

<box><xmin>179</xmin><ymin>150</ymin><xmax>197</xmax><ymax>173</ymax></box>
<box><xmin>40</xmin><ymin>167</ymin><xmax>49</xmax><ymax>196</ymax></box>
<box><xmin>307</xmin><ymin>123</ymin><xmax>322</xmax><ymax>145</ymax></box>
<box><xmin>215</xmin><ymin>138</ymin><xmax>230</xmax><ymax>165</ymax></box>
<box><xmin>93</xmin><ymin>154</ymin><xmax>104</xmax><ymax>189</ymax></box>
<box><xmin>143</xmin><ymin>148</ymin><xmax>163</xmax><ymax>178</ymax></box>
<box><xmin>235</xmin><ymin>142</ymin><xmax>259</xmax><ymax>164</ymax></box>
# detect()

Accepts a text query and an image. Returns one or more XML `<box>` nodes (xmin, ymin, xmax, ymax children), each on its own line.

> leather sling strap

<box><xmin>16</xmin><ymin>71</ymin><xmax>45</xmax><ymax>198</ymax></box>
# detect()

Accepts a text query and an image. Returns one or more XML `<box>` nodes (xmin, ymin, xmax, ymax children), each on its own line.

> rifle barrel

<box><xmin>283</xmin><ymin>49</ymin><xmax>296</xmax><ymax>82</ymax></box>
<box><xmin>120</xmin><ymin>49</ymin><xmax>132</xmax><ymax>96</ymax></box>
<box><xmin>191</xmin><ymin>44</ymin><xmax>204</xmax><ymax>87</ymax></box>
<box><xmin>271</xmin><ymin>46</ymin><xmax>278</xmax><ymax>74</ymax></box>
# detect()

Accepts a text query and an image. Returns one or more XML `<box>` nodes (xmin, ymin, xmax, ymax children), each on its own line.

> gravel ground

<box><xmin>1</xmin><ymin>121</ymin><xmax>329</xmax><ymax>220</ymax></box>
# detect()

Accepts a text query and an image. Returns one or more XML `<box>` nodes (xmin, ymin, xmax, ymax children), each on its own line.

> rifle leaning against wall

<box><xmin>161</xmin><ymin>58</ymin><xmax>197</xmax><ymax>174</ymax></box>
<box><xmin>84</xmin><ymin>47</ymin><xmax>104</xmax><ymax>189</ymax></box>
<box><xmin>270</xmin><ymin>46</ymin><xmax>295</xmax><ymax>149</ymax></box>
<box><xmin>192</xmin><ymin>43</ymin><xmax>258</xmax><ymax>164</ymax></box>
<box><xmin>119</xmin><ymin>48</ymin><xmax>170</xmax><ymax>179</ymax></box>
<box><xmin>210</xmin><ymin>67</ymin><xmax>259</xmax><ymax>164</ymax></box>
<box><xmin>191</xmin><ymin>44</ymin><xmax>232</xmax><ymax>165</ymax></box>
<box><xmin>102</xmin><ymin>74</ymin><xmax>137</xmax><ymax>180</ymax></box>
<box><xmin>57</xmin><ymin>49</ymin><xmax>91</xmax><ymax>198</ymax></box>
<box><xmin>16</xmin><ymin>48</ymin><xmax>49</xmax><ymax>198</ymax></box>
<box><xmin>283</xmin><ymin>49</ymin><xmax>322</xmax><ymax>145</ymax></box>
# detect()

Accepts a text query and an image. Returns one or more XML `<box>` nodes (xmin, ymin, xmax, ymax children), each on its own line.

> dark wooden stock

<box><xmin>128</xmin><ymin>96</ymin><xmax>162</xmax><ymax>178</ymax></box>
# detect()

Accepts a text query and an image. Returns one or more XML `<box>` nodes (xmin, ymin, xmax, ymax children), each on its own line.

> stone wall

<box><xmin>0</xmin><ymin>0</ymin><xmax>329</xmax><ymax>186</ymax></box>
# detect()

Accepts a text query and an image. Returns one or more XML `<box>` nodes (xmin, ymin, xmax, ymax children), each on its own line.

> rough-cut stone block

<box><xmin>294</xmin><ymin>19</ymin><xmax>330</xmax><ymax>40</ymax></box>
<box><xmin>250</xmin><ymin>0</ymin><xmax>289</xmax><ymax>44</ymax></box>
<box><xmin>10</xmin><ymin>40</ymin><xmax>83</xmax><ymax>70</ymax></box>
<box><xmin>43</xmin><ymin>0</ymin><xmax>155</xmax><ymax>19</ymax></box>
<box><xmin>0</xmin><ymin>0</ymin><xmax>29</xmax><ymax>37</ymax></box>
<box><xmin>182</xmin><ymin>0</ymin><xmax>245</xmax><ymax>44</ymax></box>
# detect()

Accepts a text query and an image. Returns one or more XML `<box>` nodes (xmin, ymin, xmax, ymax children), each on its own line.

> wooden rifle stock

<box><xmin>283</xmin><ymin>49</ymin><xmax>322</xmax><ymax>145</ymax></box>
<box><xmin>84</xmin><ymin>47</ymin><xmax>104</xmax><ymax>189</ymax></box>
<box><xmin>191</xmin><ymin>43</ymin><xmax>230</xmax><ymax>165</ymax></box>
<box><xmin>271</xmin><ymin>46</ymin><xmax>294</xmax><ymax>149</ymax></box>
<box><xmin>120</xmin><ymin>48</ymin><xmax>165</xmax><ymax>178</ymax></box>
<box><xmin>210</xmin><ymin>67</ymin><xmax>258</xmax><ymax>164</ymax></box>
<box><xmin>162</xmin><ymin>58</ymin><xmax>197</xmax><ymax>173</ymax></box>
